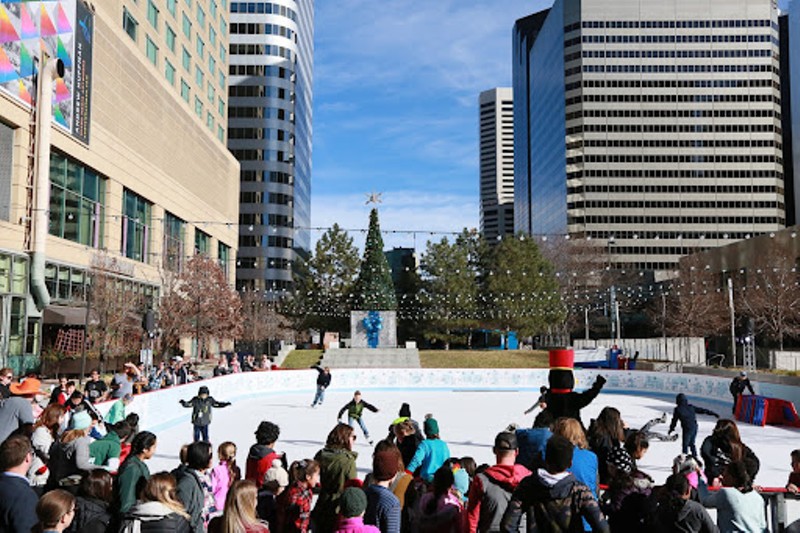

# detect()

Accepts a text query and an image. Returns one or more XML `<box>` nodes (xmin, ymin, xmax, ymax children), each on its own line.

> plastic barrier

<box><xmin>736</xmin><ymin>395</ymin><xmax>800</xmax><ymax>428</ymax></box>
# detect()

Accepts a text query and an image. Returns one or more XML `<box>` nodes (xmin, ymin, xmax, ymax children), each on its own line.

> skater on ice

<box><xmin>337</xmin><ymin>391</ymin><xmax>379</xmax><ymax>445</ymax></box>
<box><xmin>179</xmin><ymin>386</ymin><xmax>232</xmax><ymax>442</ymax></box>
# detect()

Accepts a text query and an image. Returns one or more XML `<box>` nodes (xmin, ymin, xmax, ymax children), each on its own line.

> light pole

<box><xmin>728</xmin><ymin>276</ymin><xmax>735</xmax><ymax>366</ymax></box>
<box><xmin>607</xmin><ymin>237</ymin><xmax>618</xmax><ymax>343</ymax></box>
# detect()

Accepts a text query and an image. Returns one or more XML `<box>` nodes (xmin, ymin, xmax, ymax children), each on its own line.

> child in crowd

<box><xmin>179</xmin><ymin>385</ymin><xmax>232</xmax><ymax>442</ymax></box>
<box><xmin>787</xmin><ymin>449</ymin><xmax>800</xmax><ymax>494</ymax></box>
<box><xmin>104</xmin><ymin>393</ymin><xmax>133</xmax><ymax>425</ymax></box>
<box><xmin>210</xmin><ymin>441</ymin><xmax>240</xmax><ymax>511</ymax></box>
<box><xmin>334</xmin><ymin>487</ymin><xmax>380</xmax><ymax>533</ymax></box>
<box><xmin>338</xmin><ymin>391</ymin><xmax>380</xmax><ymax>446</ymax></box>
<box><xmin>276</xmin><ymin>459</ymin><xmax>319</xmax><ymax>533</ymax></box>
<box><xmin>256</xmin><ymin>459</ymin><xmax>290</xmax><ymax>527</ymax></box>
<box><xmin>669</xmin><ymin>393</ymin><xmax>719</xmax><ymax>457</ymax></box>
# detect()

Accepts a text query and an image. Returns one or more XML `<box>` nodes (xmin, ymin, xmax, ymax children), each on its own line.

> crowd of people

<box><xmin>0</xmin><ymin>364</ymin><xmax>798</xmax><ymax>532</ymax></box>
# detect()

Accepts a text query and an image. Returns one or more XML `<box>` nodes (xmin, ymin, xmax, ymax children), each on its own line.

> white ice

<box><xmin>147</xmin><ymin>389</ymin><xmax>799</xmax><ymax>489</ymax></box>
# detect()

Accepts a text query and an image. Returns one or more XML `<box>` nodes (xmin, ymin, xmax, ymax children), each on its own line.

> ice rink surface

<box><xmin>148</xmin><ymin>389</ymin><xmax>799</xmax><ymax>488</ymax></box>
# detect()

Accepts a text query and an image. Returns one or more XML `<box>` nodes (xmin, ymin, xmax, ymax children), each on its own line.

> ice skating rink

<box><xmin>147</xmin><ymin>388</ymin><xmax>798</xmax><ymax>488</ymax></box>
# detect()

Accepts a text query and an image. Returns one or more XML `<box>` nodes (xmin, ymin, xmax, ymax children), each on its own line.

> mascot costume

<box><xmin>545</xmin><ymin>348</ymin><xmax>606</xmax><ymax>426</ymax></box>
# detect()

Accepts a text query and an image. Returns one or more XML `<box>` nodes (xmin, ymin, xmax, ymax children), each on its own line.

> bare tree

<box><xmin>88</xmin><ymin>254</ymin><xmax>144</xmax><ymax>370</ymax></box>
<box><xmin>239</xmin><ymin>289</ymin><xmax>292</xmax><ymax>354</ymax></box>
<box><xmin>156</xmin><ymin>266</ymin><xmax>184</xmax><ymax>358</ymax></box>
<box><xmin>665</xmin><ymin>255</ymin><xmax>728</xmax><ymax>338</ymax></box>
<box><xmin>737</xmin><ymin>244</ymin><xmax>800</xmax><ymax>350</ymax></box>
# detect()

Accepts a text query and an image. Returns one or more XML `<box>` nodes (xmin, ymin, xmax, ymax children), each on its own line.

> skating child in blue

<box><xmin>179</xmin><ymin>385</ymin><xmax>231</xmax><ymax>442</ymax></box>
<box><xmin>668</xmin><ymin>393</ymin><xmax>719</xmax><ymax>457</ymax></box>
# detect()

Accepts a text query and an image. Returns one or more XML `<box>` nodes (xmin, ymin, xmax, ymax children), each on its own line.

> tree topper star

<box><xmin>365</xmin><ymin>191</ymin><xmax>383</xmax><ymax>205</ymax></box>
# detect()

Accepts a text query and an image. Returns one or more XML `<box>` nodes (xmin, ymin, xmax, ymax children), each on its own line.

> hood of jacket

<box><xmin>528</xmin><ymin>468</ymin><xmax>579</xmax><ymax>500</ymax></box>
<box><xmin>318</xmin><ymin>446</ymin><xmax>358</xmax><ymax>465</ymax></box>
<box><xmin>128</xmin><ymin>501</ymin><xmax>180</xmax><ymax>521</ymax></box>
<box><xmin>248</xmin><ymin>444</ymin><xmax>276</xmax><ymax>462</ymax></box>
<box><xmin>676</xmin><ymin>393</ymin><xmax>688</xmax><ymax>405</ymax></box>
<box><xmin>482</xmin><ymin>463</ymin><xmax>532</xmax><ymax>491</ymax></box>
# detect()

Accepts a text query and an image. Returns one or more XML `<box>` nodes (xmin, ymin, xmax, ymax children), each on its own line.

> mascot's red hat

<box><xmin>549</xmin><ymin>348</ymin><xmax>575</xmax><ymax>394</ymax></box>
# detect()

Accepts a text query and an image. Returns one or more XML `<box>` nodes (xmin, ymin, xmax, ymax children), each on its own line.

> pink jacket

<box><xmin>210</xmin><ymin>462</ymin><xmax>232</xmax><ymax>511</ymax></box>
<box><xmin>334</xmin><ymin>517</ymin><xmax>380</xmax><ymax>533</ymax></box>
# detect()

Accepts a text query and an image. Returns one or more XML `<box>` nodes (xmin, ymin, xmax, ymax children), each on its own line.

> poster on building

<box><xmin>0</xmin><ymin>0</ymin><xmax>93</xmax><ymax>144</ymax></box>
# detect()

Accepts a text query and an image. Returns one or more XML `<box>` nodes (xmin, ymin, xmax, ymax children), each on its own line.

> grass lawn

<box><xmin>419</xmin><ymin>349</ymin><xmax>550</xmax><ymax>368</ymax></box>
<box><xmin>281</xmin><ymin>349</ymin><xmax>323</xmax><ymax>369</ymax></box>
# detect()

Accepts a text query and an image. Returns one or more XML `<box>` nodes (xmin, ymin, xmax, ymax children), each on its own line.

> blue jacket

<box><xmin>406</xmin><ymin>438</ymin><xmax>450</xmax><ymax>482</ymax></box>
<box><xmin>515</xmin><ymin>428</ymin><xmax>552</xmax><ymax>470</ymax></box>
<box><xmin>0</xmin><ymin>472</ymin><xmax>38</xmax><ymax>533</ymax></box>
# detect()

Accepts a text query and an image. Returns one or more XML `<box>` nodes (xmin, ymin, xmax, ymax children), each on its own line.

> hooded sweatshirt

<box><xmin>467</xmin><ymin>463</ymin><xmax>532</xmax><ymax>532</ymax></box>
<box><xmin>121</xmin><ymin>501</ymin><xmax>192</xmax><ymax>533</ymax></box>
<box><xmin>245</xmin><ymin>444</ymin><xmax>282</xmax><ymax>488</ymax></box>
<box><xmin>500</xmin><ymin>469</ymin><xmax>610</xmax><ymax>533</ymax></box>
<box><xmin>669</xmin><ymin>394</ymin><xmax>718</xmax><ymax>433</ymax></box>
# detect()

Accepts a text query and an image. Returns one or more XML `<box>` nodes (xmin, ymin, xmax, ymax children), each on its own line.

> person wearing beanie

<box><xmin>179</xmin><ymin>385</ymin><xmax>232</xmax><ymax>442</ymax></box>
<box><xmin>337</xmin><ymin>391</ymin><xmax>380</xmax><ymax>446</ymax></box>
<box><xmin>364</xmin><ymin>449</ymin><xmax>401</xmax><ymax>533</ymax></box>
<box><xmin>467</xmin><ymin>431</ymin><xmax>532</xmax><ymax>532</ymax></box>
<box><xmin>104</xmin><ymin>393</ymin><xmax>133</xmax><ymax>425</ymax></box>
<box><xmin>387</xmin><ymin>402</ymin><xmax>421</xmax><ymax>443</ymax></box>
<box><xmin>334</xmin><ymin>487</ymin><xmax>380</xmax><ymax>533</ymax></box>
<box><xmin>406</xmin><ymin>414</ymin><xmax>451</xmax><ymax>483</ymax></box>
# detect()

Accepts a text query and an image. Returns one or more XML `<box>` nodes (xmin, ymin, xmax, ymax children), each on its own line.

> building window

<box><xmin>219</xmin><ymin>45</ymin><xmax>226</xmax><ymax>63</ymax></box>
<box><xmin>123</xmin><ymin>8</ymin><xmax>138</xmax><ymax>42</ymax></box>
<box><xmin>122</xmin><ymin>189</ymin><xmax>152</xmax><ymax>263</ymax></box>
<box><xmin>165</xmin><ymin>60</ymin><xmax>176</xmax><ymax>85</ymax></box>
<box><xmin>167</xmin><ymin>0</ymin><xmax>177</xmax><ymax>16</ymax></box>
<box><xmin>147</xmin><ymin>0</ymin><xmax>159</xmax><ymax>29</ymax></box>
<box><xmin>181</xmin><ymin>79</ymin><xmax>190</xmax><ymax>101</ymax></box>
<box><xmin>182</xmin><ymin>47</ymin><xmax>191</xmax><ymax>70</ymax></box>
<box><xmin>182</xmin><ymin>12</ymin><xmax>192</xmax><ymax>38</ymax></box>
<box><xmin>196</xmin><ymin>37</ymin><xmax>205</xmax><ymax>58</ymax></box>
<box><xmin>217</xmin><ymin>97</ymin><xmax>225</xmax><ymax>116</ymax></box>
<box><xmin>218</xmin><ymin>242</ymin><xmax>230</xmax><ymax>276</ymax></box>
<box><xmin>195</xmin><ymin>65</ymin><xmax>204</xmax><ymax>86</ymax></box>
<box><xmin>206</xmin><ymin>112</ymin><xmax>214</xmax><ymax>129</ymax></box>
<box><xmin>197</xmin><ymin>5</ymin><xmax>206</xmax><ymax>28</ymax></box>
<box><xmin>48</xmin><ymin>153</ymin><xmax>105</xmax><ymax>248</ymax></box>
<box><xmin>218</xmin><ymin>69</ymin><xmax>225</xmax><ymax>89</ymax></box>
<box><xmin>209</xmin><ymin>27</ymin><xmax>217</xmax><ymax>47</ymax></box>
<box><xmin>221</xmin><ymin>20</ymin><xmax>227</xmax><ymax>36</ymax></box>
<box><xmin>210</xmin><ymin>1</ymin><xmax>218</xmax><ymax>20</ymax></box>
<box><xmin>195</xmin><ymin>230</ymin><xmax>211</xmax><ymax>255</ymax></box>
<box><xmin>207</xmin><ymin>81</ymin><xmax>215</xmax><ymax>102</ymax></box>
<box><xmin>163</xmin><ymin>212</ymin><xmax>185</xmax><ymax>271</ymax></box>
<box><xmin>145</xmin><ymin>36</ymin><xmax>159</xmax><ymax>65</ymax></box>
<box><xmin>166</xmin><ymin>25</ymin><xmax>176</xmax><ymax>51</ymax></box>
<box><xmin>195</xmin><ymin>96</ymin><xmax>203</xmax><ymax>117</ymax></box>
<box><xmin>217</xmin><ymin>126</ymin><xmax>224</xmax><ymax>142</ymax></box>
<box><xmin>208</xmin><ymin>55</ymin><xmax>216</xmax><ymax>75</ymax></box>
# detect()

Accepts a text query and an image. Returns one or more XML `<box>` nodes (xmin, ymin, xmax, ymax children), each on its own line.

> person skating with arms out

<box><xmin>338</xmin><ymin>391</ymin><xmax>379</xmax><ymax>446</ymax></box>
<box><xmin>311</xmin><ymin>364</ymin><xmax>332</xmax><ymax>408</ymax></box>
<box><xmin>179</xmin><ymin>385</ymin><xmax>232</xmax><ymax>442</ymax></box>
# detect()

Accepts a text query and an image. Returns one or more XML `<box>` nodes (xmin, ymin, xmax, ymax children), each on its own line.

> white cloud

<box><xmin>310</xmin><ymin>191</ymin><xmax>479</xmax><ymax>253</ymax></box>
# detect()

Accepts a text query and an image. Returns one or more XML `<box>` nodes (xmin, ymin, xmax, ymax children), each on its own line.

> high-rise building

<box><xmin>479</xmin><ymin>88</ymin><xmax>515</xmax><ymax>242</ymax></box>
<box><xmin>783</xmin><ymin>4</ymin><xmax>800</xmax><ymax>225</ymax></box>
<box><xmin>228</xmin><ymin>1</ymin><xmax>314</xmax><ymax>295</ymax></box>
<box><xmin>0</xmin><ymin>0</ymin><xmax>240</xmax><ymax>370</ymax></box>
<box><xmin>513</xmin><ymin>0</ymin><xmax>785</xmax><ymax>272</ymax></box>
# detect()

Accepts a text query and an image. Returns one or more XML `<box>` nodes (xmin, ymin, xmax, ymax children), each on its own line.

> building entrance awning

<box><xmin>43</xmin><ymin>306</ymin><xmax>87</xmax><ymax>326</ymax></box>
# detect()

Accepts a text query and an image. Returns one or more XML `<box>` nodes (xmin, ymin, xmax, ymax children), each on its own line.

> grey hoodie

<box><xmin>122</xmin><ymin>501</ymin><xmax>192</xmax><ymax>533</ymax></box>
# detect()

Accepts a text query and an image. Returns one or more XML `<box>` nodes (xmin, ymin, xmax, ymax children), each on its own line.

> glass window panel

<box><xmin>8</xmin><ymin>297</ymin><xmax>25</xmax><ymax>356</ymax></box>
<box><xmin>49</xmin><ymin>185</ymin><xmax>64</xmax><ymax>237</ymax></box>
<box><xmin>63</xmin><ymin>191</ymin><xmax>80</xmax><ymax>242</ymax></box>
<box><xmin>58</xmin><ymin>266</ymin><xmax>70</xmax><ymax>300</ymax></box>
<box><xmin>25</xmin><ymin>319</ymin><xmax>40</xmax><ymax>355</ymax></box>
<box><xmin>0</xmin><ymin>254</ymin><xmax>10</xmax><ymax>293</ymax></box>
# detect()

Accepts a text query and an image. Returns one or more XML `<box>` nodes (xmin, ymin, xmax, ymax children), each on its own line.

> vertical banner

<box><xmin>0</xmin><ymin>0</ymin><xmax>93</xmax><ymax>144</ymax></box>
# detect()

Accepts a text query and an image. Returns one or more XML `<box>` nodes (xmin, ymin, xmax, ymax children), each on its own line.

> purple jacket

<box><xmin>334</xmin><ymin>516</ymin><xmax>381</xmax><ymax>533</ymax></box>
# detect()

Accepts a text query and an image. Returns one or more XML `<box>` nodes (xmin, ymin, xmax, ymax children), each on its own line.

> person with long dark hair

<box><xmin>313</xmin><ymin>423</ymin><xmax>358</xmax><ymax>533</ymax></box>
<box><xmin>700</xmin><ymin>419</ymin><xmax>760</xmax><ymax>483</ymax></box>
<box><xmin>174</xmin><ymin>440</ymin><xmax>216</xmax><ymax>532</ymax></box>
<box><xmin>698</xmin><ymin>460</ymin><xmax>767</xmax><ymax>532</ymax></box>
<box><xmin>588</xmin><ymin>407</ymin><xmax>628</xmax><ymax>484</ymax></box>
<box><xmin>650</xmin><ymin>474</ymin><xmax>717</xmax><ymax>533</ymax></box>
<box><xmin>116</xmin><ymin>431</ymin><xmax>157</xmax><ymax>514</ymax></box>
<box><xmin>68</xmin><ymin>470</ymin><xmax>113</xmax><ymax>533</ymax></box>
<box><xmin>416</xmin><ymin>464</ymin><xmax>464</xmax><ymax>533</ymax></box>
<box><xmin>29</xmin><ymin>403</ymin><xmax>66</xmax><ymax>489</ymax></box>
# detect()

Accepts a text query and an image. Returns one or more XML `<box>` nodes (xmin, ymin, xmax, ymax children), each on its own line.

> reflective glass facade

<box><xmin>789</xmin><ymin>5</ymin><xmax>800</xmax><ymax>225</ymax></box>
<box><xmin>513</xmin><ymin>0</ymin><xmax>785</xmax><ymax>271</ymax></box>
<box><xmin>229</xmin><ymin>0</ymin><xmax>313</xmax><ymax>294</ymax></box>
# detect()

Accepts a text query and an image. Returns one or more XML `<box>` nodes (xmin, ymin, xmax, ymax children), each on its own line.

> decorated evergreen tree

<box><xmin>352</xmin><ymin>208</ymin><xmax>398</xmax><ymax>310</ymax></box>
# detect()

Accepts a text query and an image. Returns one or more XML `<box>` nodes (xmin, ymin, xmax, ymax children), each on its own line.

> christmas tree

<box><xmin>352</xmin><ymin>208</ymin><xmax>398</xmax><ymax>310</ymax></box>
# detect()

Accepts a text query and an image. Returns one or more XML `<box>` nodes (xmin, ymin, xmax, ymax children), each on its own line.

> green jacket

<box><xmin>337</xmin><ymin>399</ymin><xmax>378</xmax><ymax>421</ymax></box>
<box><xmin>117</xmin><ymin>456</ymin><xmax>150</xmax><ymax>513</ymax></box>
<box><xmin>104</xmin><ymin>400</ymin><xmax>126</xmax><ymax>425</ymax></box>
<box><xmin>89</xmin><ymin>431</ymin><xmax>120</xmax><ymax>467</ymax></box>
<box><xmin>312</xmin><ymin>446</ymin><xmax>358</xmax><ymax>533</ymax></box>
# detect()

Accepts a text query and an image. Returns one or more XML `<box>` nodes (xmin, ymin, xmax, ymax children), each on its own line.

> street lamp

<box><xmin>607</xmin><ymin>237</ymin><xmax>619</xmax><ymax>343</ymax></box>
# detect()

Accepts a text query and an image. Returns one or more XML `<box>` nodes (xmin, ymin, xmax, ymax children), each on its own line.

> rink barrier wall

<box><xmin>97</xmin><ymin>367</ymin><xmax>800</xmax><ymax>436</ymax></box>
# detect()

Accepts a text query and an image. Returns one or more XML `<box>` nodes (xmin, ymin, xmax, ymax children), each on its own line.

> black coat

<box><xmin>669</xmin><ymin>394</ymin><xmax>718</xmax><ymax>433</ymax></box>
<box><xmin>313</xmin><ymin>365</ymin><xmax>332</xmax><ymax>388</ymax></box>
<box><xmin>0</xmin><ymin>473</ymin><xmax>39</xmax><ymax>533</ymax></box>
<box><xmin>700</xmin><ymin>434</ymin><xmax>760</xmax><ymax>482</ymax></box>
<box><xmin>545</xmin><ymin>376</ymin><xmax>606</xmax><ymax>425</ymax></box>
<box><xmin>66</xmin><ymin>497</ymin><xmax>111</xmax><ymax>533</ymax></box>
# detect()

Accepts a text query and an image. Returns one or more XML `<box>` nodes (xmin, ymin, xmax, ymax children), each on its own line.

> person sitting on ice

<box><xmin>668</xmin><ymin>393</ymin><xmax>719</xmax><ymax>457</ymax></box>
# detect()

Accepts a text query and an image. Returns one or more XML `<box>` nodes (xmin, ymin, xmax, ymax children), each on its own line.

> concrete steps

<box><xmin>321</xmin><ymin>348</ymin><xmax>421</xmax><ymax>369</ymax></box>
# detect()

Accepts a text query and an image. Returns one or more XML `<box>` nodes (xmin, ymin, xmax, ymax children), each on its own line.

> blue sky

<box><xmin>310</xmin><ymin>0</ymin><xmax>549</xmax><ymax>250</ymax></box>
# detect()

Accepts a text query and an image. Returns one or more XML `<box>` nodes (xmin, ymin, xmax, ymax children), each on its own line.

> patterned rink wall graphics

<box><xmin>96</xmin><ymin>368</ymin><xmax>800</xmax><ymax>434</ymax></box>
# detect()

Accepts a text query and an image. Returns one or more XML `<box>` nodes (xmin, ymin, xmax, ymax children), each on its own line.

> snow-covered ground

<box><xmin>147</xmin><ymin>389</ymin><xmax>799</xmax><ymax>489</ymax></box>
